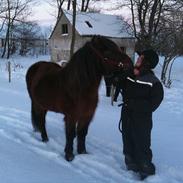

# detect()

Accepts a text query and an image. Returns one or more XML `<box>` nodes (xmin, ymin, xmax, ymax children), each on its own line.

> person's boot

<box><xmin>139</xmin><ymin>162</ymin><xmax>155</xmax><ymax>180</ymax></box>
<box><xmin>125</xmin><ymin>155</ymin><xmax>139</xmax><ymax>172</ymax></box>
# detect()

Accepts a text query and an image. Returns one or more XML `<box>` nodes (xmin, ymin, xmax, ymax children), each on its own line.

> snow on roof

<box><xmin>64</xmin><ymin>10</ymin><xmax>134</xmax><ymax>38</ymax></box>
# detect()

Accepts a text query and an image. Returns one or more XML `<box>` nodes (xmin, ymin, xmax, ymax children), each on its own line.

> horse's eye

<box><xmin>104</xmin><ymin>58</ymin><xmax>108</xmax><ymax>62</ymax></box>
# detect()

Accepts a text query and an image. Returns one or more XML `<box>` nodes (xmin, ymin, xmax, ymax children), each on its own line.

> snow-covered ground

<box><xmin>0</xmin><ymin>55</ymin><xmax>183</xmax><ymax>183</ymax></box>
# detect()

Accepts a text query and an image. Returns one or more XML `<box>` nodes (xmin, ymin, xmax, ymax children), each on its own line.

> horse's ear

<box><xmin>91</xmin><ymin>35</ymin><xmax>99</xmax><ymax>46</ymax></box>
<box><xmin>91</xmin><ymin>35</ymin><xmax>98</xmax><ymax>43</ymax></box>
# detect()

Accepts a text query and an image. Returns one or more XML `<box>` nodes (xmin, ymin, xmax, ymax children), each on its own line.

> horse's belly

<box><xmin>76</xmin><ymin>99</ymin><xmax>98</xmax><ymax>118</ymax></box>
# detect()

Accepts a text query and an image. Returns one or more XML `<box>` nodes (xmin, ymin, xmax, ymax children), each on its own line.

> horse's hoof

<box><xmin>65</xmin><ymin>153</ymin><xmax>75</xmax><ymax>161</ymax></box>
<box><xmin>42</xmin><ymin>137</ymin><xmax>49</xmax><ymax>143</ymax></box>
<box><xmin>33</xmin><ymin>129</ymin><xmax>39</xmax><ymax>132</ymax></box>
<box><xmin>78</xmin><ymin>149</ymin><xmax>87</xmax><ymax>154</ymax></box>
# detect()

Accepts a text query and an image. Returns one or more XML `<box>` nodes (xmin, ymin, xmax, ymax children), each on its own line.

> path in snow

<box><xmin>0</xmin><ymin>106</ymin><xmax>142</xmax><ymax>183</ymax></box>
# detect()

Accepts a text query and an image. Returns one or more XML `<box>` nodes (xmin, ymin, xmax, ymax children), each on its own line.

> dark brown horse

<box><xmin>26</xmin><ymin>36</ymin><xmax>133</xmax><ymax>161</ymax></box>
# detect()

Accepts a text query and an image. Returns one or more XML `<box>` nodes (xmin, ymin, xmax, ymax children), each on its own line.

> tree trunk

<box><xmin>84</xmin><ymin>0</ymin><xmax>90</xmax><ymax>12</ymax></box>
<box><xmin>1</xmin><ymin>0</ymin><xmax>11</xmax><ymax>59</ymax></box>
<box><xmin>166</xmin><ymin>57</ymin><xmax>176</xmax><ymax>88</ymax></box>
<box><xmin>67</xmin><ymin>0</ymin><xmax>71</xmax><ymax>10</ymax></box>
<box><xmin>1</xmin><ymin>31</ymin><xmax>8</xmax><ymax>58</ymax></box>
<box><xmin>57</xmin><ymin>0</ymin><xmax>65</xmax><ymax>20</ymax></box>
<box><xmin>161</xmin><ymin>57</ymin><xmax>172</xmax><ymax>84</ymax></box>
<box><xmin>70</xmin><ymin>0</ymin><xmax>76</xmax><ymax>59</ymax></box>
<box><xmin>81</xmin><ymin>0</ymin><xmax>85</xmax><ymax>11</ymax></box>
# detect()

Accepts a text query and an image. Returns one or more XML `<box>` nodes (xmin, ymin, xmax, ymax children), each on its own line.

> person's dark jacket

<box><xmin>121</xmin><ymin>71</ymin><xmax>164</xmax><ymax>114</ymax></box>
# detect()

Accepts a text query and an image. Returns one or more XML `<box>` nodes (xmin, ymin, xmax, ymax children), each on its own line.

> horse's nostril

<box><xmin>118</xmin><ymin>62</ymin><xmax>123</xmax><ymax>67</ymax></box>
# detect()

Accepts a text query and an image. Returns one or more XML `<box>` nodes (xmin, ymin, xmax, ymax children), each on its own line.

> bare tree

<box><xmin>117</xmin><ymin>0</ymin><xmax>182</xmax><ymax>50</ymax></box>
<box><xmin>46</xmin><ymin>0</ymin><xmax>70</xmax><ymax>22</ymax></box>
<box><xmin>54</xmin><ymin>0</ymin><xmax>65</xmax><ymax>20</ymax></box>
<box><xmin>81</xmin><ymin>0</ymin><xmax>90</xmax><ymax>11</ymax></box>
<box><xmin>47</xmin><ymin>0</ymin><xmax>92</xmax><ymax>21</ymax></box>
<box><xmin>158</xmin><ymin>8</ymin><xmax>183</xmax><ymax>86</ymax></box>
<box><xmin>125</xmin><ymin>0</ymin><xmax>166</xmax><ymax>51</ymax></box>
<box><xmin>0</xmin><ymin>0</ymin><xmax>8</xmax><ymax>32</ymax></box>
<box><xmin>1</xmin><ymin>0</ymin><xmax>35</xmax><ymax>59</ymax></box>
<box><xmin>13</xmin><ymin>21</ymin><xmax>42</xmax><ymax>56</ymax></box>
<box><xmin>118</xmin><ymin>0</ymin><xmax>183</xmax><ymax>87</ymax></box>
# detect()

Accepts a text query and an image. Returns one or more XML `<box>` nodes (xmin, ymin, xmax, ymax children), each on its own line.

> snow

<box><xmin>64</xmin><ymin>10</ymin><xmax>133</xmax><ymax>38</ymax></box>
<box><xmin>0</xmin><ymin>55</ymin><xmax>183</xmax><ymax>183</ymax></box>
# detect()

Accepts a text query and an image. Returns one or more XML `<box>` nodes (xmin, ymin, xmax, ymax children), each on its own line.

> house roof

<box><xmin>50</xmin><ymin>10</ymin><xmax>134</xmax><ymax>39</ymax></box>
<box><xmin>64</xmin><ymin>10</ymin><xmax>134</xmax><ymax>38</ymax></box>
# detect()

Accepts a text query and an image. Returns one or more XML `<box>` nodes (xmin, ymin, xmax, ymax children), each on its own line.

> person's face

<box><xmin>133</xmin><ymin>55</ymin><xmax>144</xmax><ymax>76</ymax></box>
<box><xmin>135</xmin><ymin>55</ymin><xmax>144</xmax><ymax>68</ymax></box>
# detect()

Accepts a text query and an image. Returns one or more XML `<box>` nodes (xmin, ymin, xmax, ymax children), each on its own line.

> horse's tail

<box><xmin>26</xmin><ymin>67</ymin><xmax>40</xmax><ymax>132</ymax></box>
<box><xmin>26</xmin><ymin>64</ymin><xmax>37</xmax><ymax>99</ymax></box>
<box><xmin>31</xmin><ymin>102</ymin><xmax>41</xmax><ymax>132</ymax></box>
<box><xmin>26</xmin><ymin>74</ymin><xmax>31</xmax><ymax>99</ymax></box>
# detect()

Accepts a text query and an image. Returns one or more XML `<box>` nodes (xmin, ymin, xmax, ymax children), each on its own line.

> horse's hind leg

<box><xmin>31</xmin><ymin>102</ymin><xmax>48</xmax><ymax>142</ymax></box>
<box><xmin>39</xmin><ymin>111</ymin><xmax>48</xmax><ymax>142</ymax></box>
<box><xmin>77</xmin><ymin>119</ymin><xmax>91</xmax><ymax>154</ymax></box>
<box><xmin>64</xmin><ymin>116</ymin><xmax>76</xmax><ymax>161</ymax></box>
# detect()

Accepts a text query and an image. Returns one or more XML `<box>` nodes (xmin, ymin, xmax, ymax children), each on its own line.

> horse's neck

<box><xmin>60</xmin><ymin>62</ymin><xmax>102</xmax><ymax>92</ymax></box>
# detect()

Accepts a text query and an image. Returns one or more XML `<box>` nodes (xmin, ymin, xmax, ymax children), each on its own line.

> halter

<box><xmin>89</xmin><ymin>44</ymin><xmax>124</xmax><ymax>69</ymax></box>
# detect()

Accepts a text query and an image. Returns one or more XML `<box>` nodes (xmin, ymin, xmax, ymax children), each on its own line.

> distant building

<box><xmin>49</xmin><ymin>10</ymin><xmax>136</xmax><ymax>62</ymax></box>
<box><xmin>0</xmin><ymin>37</ymin><xmax>49</xmax><ymax>56</ymax></box>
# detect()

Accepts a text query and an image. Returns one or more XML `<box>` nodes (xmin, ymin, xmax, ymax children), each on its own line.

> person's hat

<box><xmin>141</xmin><ymin>49</ymin><xmax>159</xmax><ymax>69</ymax></box>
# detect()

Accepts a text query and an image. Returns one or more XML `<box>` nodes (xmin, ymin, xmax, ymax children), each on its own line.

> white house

<box><xmin>49</xmin><ymin>10</ymin><xmax>136</xmax><ymax>62</ymax></box>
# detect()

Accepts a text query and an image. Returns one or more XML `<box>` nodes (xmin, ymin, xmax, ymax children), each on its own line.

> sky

<box><xmin>30</xmin><ymin>1</ymin><xmax>57</xmax><ymax>27</ymax></box>
<box><xmin>29</xmin><ymin>0</ymin><xmax>131</xmax><ymax>27</ymax></box>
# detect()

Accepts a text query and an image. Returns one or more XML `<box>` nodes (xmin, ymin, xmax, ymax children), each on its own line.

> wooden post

<box><xmin>8</xmin><ymin>61</ymin><xmax>11</xmax><ymax>83</ymax></box>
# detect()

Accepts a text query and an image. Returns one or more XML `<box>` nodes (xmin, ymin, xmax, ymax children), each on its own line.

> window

<box><xmin>62</xmin><ymin>24</ymin><xmax>68</xmax><ymax>34</ymax></box>
<box><xmin>85</xmin><ymin>21</ymin><xmax>93</xmax><ymax>28</ymax></box>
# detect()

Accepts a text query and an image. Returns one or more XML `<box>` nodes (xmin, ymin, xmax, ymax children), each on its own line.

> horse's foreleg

<box><xmin>77</xmin><ymin>120</ymin><xmax>91</xmax><ymax>154</ymax></box>
<box><xmin>64</xmin><ymin>117</ymin><xmax>76</xmax><ymax>161</ymax></box>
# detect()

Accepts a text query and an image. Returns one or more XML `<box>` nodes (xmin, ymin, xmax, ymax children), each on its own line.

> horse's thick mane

<box><xmin>63</xmin><ymin>41</ymin><xmax>102</xmax><ymax>91</ymax></box>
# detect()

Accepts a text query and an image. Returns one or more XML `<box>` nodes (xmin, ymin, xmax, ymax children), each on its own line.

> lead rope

<box><xmin>118</xmin><ymin>117</ymin><xmax>123</xmax><ymax>133</ymax></box>
<box><xmin>118</xmin><ymin>103</ymin><xmax>123</xmax><ymax>134</ymax></box>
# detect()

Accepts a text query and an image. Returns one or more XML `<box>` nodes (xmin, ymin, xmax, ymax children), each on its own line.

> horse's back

<box><xmin>26</xmin><ymin>61</ymin><xmax>61</xmax><ymax>98</ymax></box>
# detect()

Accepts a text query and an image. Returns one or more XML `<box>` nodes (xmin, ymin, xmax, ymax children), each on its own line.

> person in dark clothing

<box><xmin>119</xmin><ymin>49</ymin><xmax>164</xmax><ymax>180</ymax></box>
